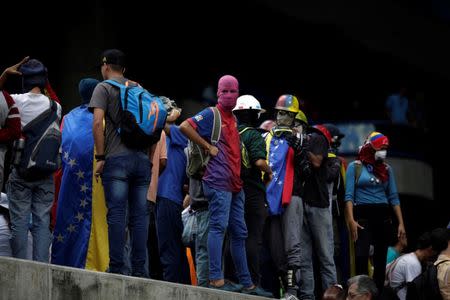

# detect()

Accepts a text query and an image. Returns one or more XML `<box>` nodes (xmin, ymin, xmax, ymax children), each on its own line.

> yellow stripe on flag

<box><xmin>85</xmin><ymin>123</ymin><xmax>109</xmax><ymax>271</ymax></box>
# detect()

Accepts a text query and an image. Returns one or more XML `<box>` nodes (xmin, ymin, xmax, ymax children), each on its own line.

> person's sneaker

<box><xmin>209</xmin><ymin>280</ymin><xmax>243</xmax><ymax>293</ymax></box>
<box><xmin>242</xmin><ymin>285</ymin><xmax>273</xmax><ymax>298</ymax></box>
<box><xmin>281</xmin><ymin>292</ymin><xmax>299</xmax><ymax>300</ymax></box>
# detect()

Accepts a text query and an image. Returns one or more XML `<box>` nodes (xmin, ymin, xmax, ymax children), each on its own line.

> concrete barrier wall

<box><xmin>0</xmin><ymin>257</ymin><xmax>268</xmax><ymax>300</ymax></box>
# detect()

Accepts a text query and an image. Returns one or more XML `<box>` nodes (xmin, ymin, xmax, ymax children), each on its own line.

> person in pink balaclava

<box><xmin>180</xmin><ymin>75</ymin><xmax>271</xmax><ymax>297</ymax></box>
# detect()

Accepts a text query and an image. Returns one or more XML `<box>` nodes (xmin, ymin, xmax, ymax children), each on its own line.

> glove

<box><xmin>299</xmin><ymin>157</ymin><xmax>312</xmax><ymax>179</ymax></box>
<box><xmin>286</xmin><ymin>134</ymin><xmax>302</xmax><ymax>152</ymax></box>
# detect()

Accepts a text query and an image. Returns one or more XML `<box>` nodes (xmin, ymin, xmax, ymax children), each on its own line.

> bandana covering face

<box><xmin>358</xmin><ymin>143</ymin><xmax>389</xmax><ymax>182</ymax></box>
<box><xmin>217</xmin><ymin>75</ymin><xmax>239</xmax><ymax>111</ymax></box>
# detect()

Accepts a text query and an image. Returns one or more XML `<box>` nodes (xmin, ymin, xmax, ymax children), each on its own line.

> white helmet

<box><xmin>232</xmin><ymin>95</ymin><xmax>266</xmax><ymax>113</ymax></box>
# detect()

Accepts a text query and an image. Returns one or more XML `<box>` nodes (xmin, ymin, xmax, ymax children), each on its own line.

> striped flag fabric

<box><xmin>51</xmin><ymin>105</ymin><xmax>108</xmax><ymax>271</ymax></box>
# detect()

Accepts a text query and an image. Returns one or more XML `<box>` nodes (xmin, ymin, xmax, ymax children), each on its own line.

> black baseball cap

<box><xmin>100</xmin><ymin>49</ymin><xmax>126</xmax><ymax>68</ymax></box>
<box><xmin>323</xmin><ymin>123</ymin><xmax>345</xmax><ymax>139</ymax></box>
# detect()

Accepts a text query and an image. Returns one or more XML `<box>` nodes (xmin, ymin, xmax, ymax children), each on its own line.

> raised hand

<box><xmin>4</xmin><ymin>56</ymin><xmax>30</xmax><ymax>76</ymax></box>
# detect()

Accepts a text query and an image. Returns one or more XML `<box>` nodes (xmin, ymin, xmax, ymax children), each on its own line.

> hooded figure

<box><xmin>217</xmin><ymin>75</ymin><xmax>239</xmax><ymax>111</ymax></box>
<box><xmin>19</xmin><ymin>59</ymin><xmax>48</xmax><ymax>93</ymax></box>
<box><xmin>51</xmin><ymin>78</ymin><xmax>108</xmax><ymax>271</ymax></box>
<box><xmin>79</xmin><ymin>78</ymin><xmax>100</xmax><ymax>105</ymax></box>
<box><xmin>358</xmin><ymin>132</ymin><xmax>389</xmax><ymax>183</ymax></box>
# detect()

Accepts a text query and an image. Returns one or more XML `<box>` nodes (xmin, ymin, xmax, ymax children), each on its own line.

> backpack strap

<box><xmin>265</xmin><ymin>130</ymin><xmax>274</xmax><ymax>161</ymax></box>
<box><xmin>104</xmin><ymin>79</ymin><xmax>129</xmax><ymax>108</ymax></box>
<box><xmin>103</xmin><ymin>80</ymin><xmax>123</xmax><ymax>129</ymax></box>
<box><xmin>104</xmin><ymin>79</ymin><xmax>141</xmax><ymax>111</ymax></box>
<box><xmin>102</xmin><ymin>79</ymin><xmax>131</xmax><ymax>133</ymax></box>
<box><xmin>238</xmin><ymin>127</ymin><xmax>252</xmax><ymax>169</ymax></box>
<box><xmin>435</xmin><ymin>259</ymin><xmax>450</xmax><ymax>267</ymax></box>
<box><xmin>354</xmin><ymin>160</ymin><xmax>363</xmax><ymax>185</ymax></box>
<box><xmin>188</xmin><ymin>107</ymin><xmax>221</xmax><ymax>173</ymax></box>
<box><xmin>350</xmin><ymin>160</ymin><xmax>363</xmax><ymax>205</ymax></box>
<box><xmin>210</xmin><ymin>107</ymin><xmax>221</xmax><ymax>145</ymax></box>
<box><xmin>385</xmin><ymin>255</ymin><xmax>407</xmax><ymax>292</ymax></box>
<box><xmin>104</xmin><ymin>79</ymin><xmax>125</xmax><ymax>89</ymax></box>
<box><xmin>49</xmin><ymin>98</ymin><xmax>58</xmax><ymax>114</ymax></box>
<box><xmin>239</xmin><ymin>127</ymin><xmax>252</xmax><ymax>135</ymax></box>
<box><xmin>23</xmin><ymin>99</ymin><xmax>58</xmax><ymax>132</ymax></box>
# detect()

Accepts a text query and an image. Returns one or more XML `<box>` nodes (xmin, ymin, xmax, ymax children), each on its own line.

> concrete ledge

<box><xmin>0</xmin><ymin>257</ymin><xmax>270</xmax><ymax>300</ymax></box>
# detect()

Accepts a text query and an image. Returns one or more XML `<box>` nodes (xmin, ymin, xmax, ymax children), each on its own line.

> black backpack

<box><xmin>16</xmin><ymin>100</ymin><xmax>61</xmax><ymax>180</ymax></box>
<box><xmin>405</xmin><ymin>260</ymin><xmax>449</xmax><ymax>300</ymax></box>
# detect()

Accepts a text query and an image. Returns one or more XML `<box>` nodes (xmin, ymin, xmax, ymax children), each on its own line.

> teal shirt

<box><xmin>344</xmin><ymin>161</ymin><xmax>400</xmax><ymax>206</ymax></box>
<box><xmin>386</xmin><ymin>246</ymin><xmax>400</xmax><ymax>264</ymax></box>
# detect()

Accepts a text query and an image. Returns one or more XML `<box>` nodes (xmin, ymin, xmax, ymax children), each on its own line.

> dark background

<box><xmin>4</xmin><ymin>0</ymin><xmax>449</xmax><ymax>116</ymax></box>
<box><xmin>2</xmin><ymin>0</ymin><xmax>448</xmax><ymax>241</ymax></box>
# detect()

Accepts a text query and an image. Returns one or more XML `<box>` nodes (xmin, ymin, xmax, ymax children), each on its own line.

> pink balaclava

<box><xmin>217</xmin><ymin>75</ymin><xmax>239</xmax><ymax>111</ymax></box>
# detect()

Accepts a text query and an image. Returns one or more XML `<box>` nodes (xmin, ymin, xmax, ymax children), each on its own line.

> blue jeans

<box><xmin>195</xmin><ymin>209</ymin><xmax>210</xmax><ymax>287</ymax></box>
<box><xmin>102</xmin><ymin>152</ymin><xmax>150</xmax><ymax>276</ymax></box>
<box><xmin>7</xmin><ymin>169</ymin><xmax>53</xmax><ymax>262</ymax></box>
<box><xmin>156</xmin><ymin>197</ymin><xmax>190</xmax><ymax>283</ymax></box>
<box><xmin>203</xmin><ymin>183</ymin><xmax>253</xmax><ymax>287</ymax></box>
<box><xmin>299</xmin><ymin>204</ymin><xmax>337</xmax><ymax>300</ymax></box>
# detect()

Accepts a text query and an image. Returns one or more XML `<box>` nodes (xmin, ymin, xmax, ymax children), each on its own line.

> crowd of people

<box><xmin>0</xmin><ymin>49</ymin><xmax>448</xmax><ymax>300</ymax></box>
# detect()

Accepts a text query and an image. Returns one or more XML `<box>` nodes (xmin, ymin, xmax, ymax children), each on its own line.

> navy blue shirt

<box><xmin>157</xmin><ymin>126</ymin><xmax>188</xmax><ymax>205</ymax></box>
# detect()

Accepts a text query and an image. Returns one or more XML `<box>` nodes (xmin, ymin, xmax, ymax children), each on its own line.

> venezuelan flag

<box><xmin>51</xmin><ymin>105</ymin><xmax>109</xmax><ymax>271</ymax></box>
<box><xmin>265</xmin><ymin>128</ymin><xmax>294</xmax><ymax>216</ymax></box>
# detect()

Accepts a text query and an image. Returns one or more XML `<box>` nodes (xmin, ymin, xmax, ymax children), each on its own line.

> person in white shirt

<box><xmin>387</xmin><ymin>231</ymin><xmax>435</xmax><ymax>300</ymax></box>
<box><xmin>0</xmin><ymin>57</ymin><xmax>61</xmax><ymax>263</ymax></box>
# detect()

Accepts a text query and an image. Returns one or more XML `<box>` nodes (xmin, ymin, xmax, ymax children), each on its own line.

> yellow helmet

<box><xmin>295</xmin><ymin>110</ymin><xmax>308</xmax><ymax>125</ymax></box>
<box><xmin>274</xmin><ymin>94</ymin><xmax>300</xmax><ymax>113</ymax></box>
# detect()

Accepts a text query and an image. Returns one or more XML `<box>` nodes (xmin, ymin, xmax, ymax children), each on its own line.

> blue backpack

<box><xmin>104</xmin><ymin>79</ymin><xmax>167</xmax><ymax>149</ymax></box>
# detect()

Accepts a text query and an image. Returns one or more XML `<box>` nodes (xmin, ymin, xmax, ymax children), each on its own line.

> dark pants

<box><xmin>333</xmin><ymin>215</ymin><xmax>351</xmax><ymax>284</ymax></box>
<box><xmin>354</xmin><ymin>204</ymin><xmax>392</xmax><ymax>291</ymax></box>
<box><xmin>148</xmin><ymin>202</ymin><xmax>163</xmax><ymax>280</ymax></box>
<box><xmin>260</xmin><ymin>215</ymin><xmax>288</xmax><ymax>298</ymax></box>
<box><xmin>156</xmin><ymin>197</ymin><xmax>190</xmax><ymax>284</ymax></box>
<box><xmin>243</xmin><ymin>184</ymin><xmax>267</xmax><ymax>286</ymax></box>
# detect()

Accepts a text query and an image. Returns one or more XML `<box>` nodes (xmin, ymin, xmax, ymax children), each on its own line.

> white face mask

<box><xmin>375</xmin><ymin>150</ymin><xmax>387</xmax><ymax>161</ymax></box>
<box><xmin>294</xmin><ymin>125</ymin><xmax>303</xmax><ymax>137</ymax></box>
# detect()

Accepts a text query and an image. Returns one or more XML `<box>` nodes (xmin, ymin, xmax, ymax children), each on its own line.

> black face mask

<box><xmin>235</xmin><ymin>110</ymin><xmax>260</xmax><ymax>127</ymax></box>
<box><xmin>330</xmin><ymin>141</ymin><xmax>341</xmax><ymax>154</ymax></box>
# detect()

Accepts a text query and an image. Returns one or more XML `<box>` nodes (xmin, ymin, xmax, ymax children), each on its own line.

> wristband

<box><xmin>95</xmin><ymin>154</ymin><xmax>106</xmax><ymax>161</ymax></box>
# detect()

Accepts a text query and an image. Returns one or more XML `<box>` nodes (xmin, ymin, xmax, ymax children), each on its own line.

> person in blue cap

<box><xmin>51</xmin><ymin>78</ymin><xmax>102</xmax><ymax>269</ymax></box>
